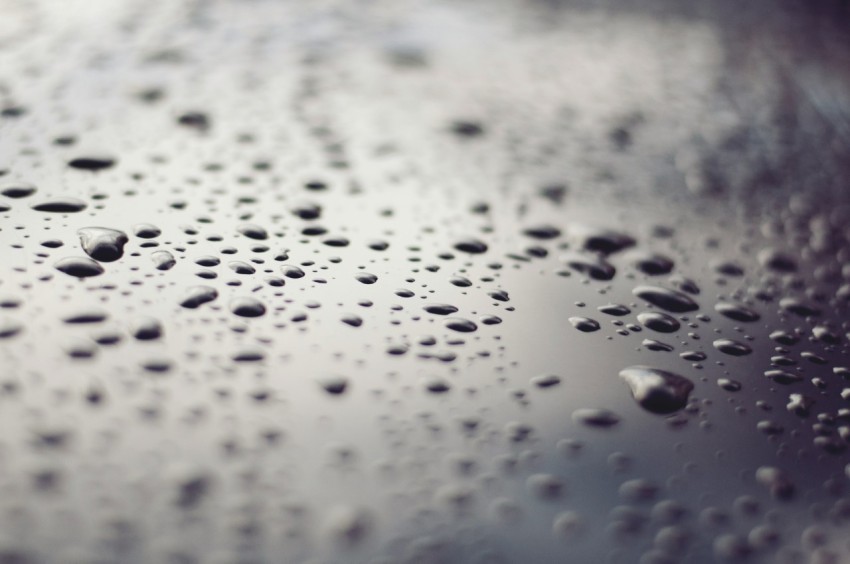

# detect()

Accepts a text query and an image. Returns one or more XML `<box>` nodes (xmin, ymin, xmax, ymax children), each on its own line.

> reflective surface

<box><xmin>1</xmin><ymin>0</ymin><xmax>850</xmax><ymax>562</ymax></box>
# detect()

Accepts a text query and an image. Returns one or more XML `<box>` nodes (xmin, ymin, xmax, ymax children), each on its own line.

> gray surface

<box><xmin>1</xmin><ymin>0</ymin><xmax>850</xmax><ymax>562</ymax></box>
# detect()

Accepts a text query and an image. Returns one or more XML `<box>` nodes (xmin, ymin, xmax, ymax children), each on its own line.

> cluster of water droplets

<box><xmin>0</xmin><ymin>0</ymin><xmax>849</xmax><ymax>562</ymax></box>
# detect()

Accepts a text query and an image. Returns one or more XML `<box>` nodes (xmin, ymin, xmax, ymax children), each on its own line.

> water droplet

<box><xmin>522</xmin><ymin>225</ymin><xmax>561</xmax><ymax>240</ymax></box>
<box><xmin>572</xmin><ymin>408</ymin><xmax>620</xmax><ymax>428</ymax></box>
<box><xmin>32</xmin><ymin>198</ymin><xmax>87</xmax><ymax>213</ymax></box>
<box><xmin>446</xmin><ymin>318</ymin><xmax>477</xmax><ymax>332</ymax></box>
<box><xmin>598</xmin><ymin>303</ymin><xmax>631</xmax><ymax>316</ymax></box>
<box><xmin>291</xmin><ymin>202</ymin><xmax>322</xmax><ymax>220</ymax></box>
<box><xmin>151</xmin><ymin>250</ymin><xmax>176</xmax><ymax>271</ymax></box>
<box><xmin>715</xmin><ymin>302</ymin><xmax>760</xmax><ymax>322</ymax></box>
<box><xmin>578</xmin><ymin>228</ymin><xmax>635</xmax><ymax>254</ymax></box>
<box><xmin>1</xmin><ymin>182</ymin><xmax>36</xmax><ymax>198</ymax></box>
<box><xmin>758</xmin><ymin>248</ymin><xmax>797</xmax><ymax>272</ymax></box>
<box><xmin>133</xmin><ymin>223</ymin><xmax>161</xmax><ymax>238</ymax></box>
<box><xmin>131</xmin><ymin>317</ymin><xmax>163</xmax><ymax>340</ymax></box>
<box><xmin>569</xmin><ymin>317</ymin><xmax>600</xmax><ymax>332</ymax></box>
<box><xmin>764</xmin><ymin>370</ymin><xmax>803</xmax><ymax>385</ymax></box>
<box><xmin>63</xmin><ymin>310</ymin><xmax>108</xmax><ymax>324</ymax></box>
<box><xmin>755</xmin><ymin>466</ymin><xmax>794</xmax><ymax>500</ymax></box>
<box><xmin>54</xmin><ymin>257</ymin><xmax>104</xmax><ymax>278</ymax></box>
<box><xmin>341</xmin><ymin>314</ymin><xmax>362</xmax><ymax>327</ymax></box>
<box><xmin>449</xmin><ymin>275</ymin><xmax>472</xmax><ymax>287</ymax></box>
<box><xmin>237</xmin><ymin>223</ymin><xmax>268</xmax><ymax>240</ymax></box>
<box><xmin>561</xmin><ymin>252</ymin><xmax>616</xmax><ymax>281</ymax></box>
<box><xmin>718</xmin><ymin>378</ymin><xmax>742</xmax><ymax>392</ymax></box>
<box><xmin>0</xmin><ymin>319</ymin><xmax>23</xmax><ymax>339</ymax></box>
<box><xmin>619</xmin><ymin>365</ymin><xmax>694</xmax><ymax>414</ymax></box>
<box><xmin>230</xmin><ymin>297</ymin><xmax>266</xmax><ymax>317</ymax></box>
<box><xmin>319</xmin><ymin>376</ymin><xmax>349</xmax><ymax>395</ymax></box>
<box><xmin>281</xmin><ymin>264</ymin><xmax>305</xmax><ymax>278</ymax></box>
<box><xmin>637</xmin><ymin>312</ymin><xmax>680</xmax><ymax>333</ymax></box>
<box><xmin>531</xmin><ymin>374</ymin><xmax>562</xmax><ymax>388</ymax></box>
<box><xmin>631</xmin><ymin>252</ymin><xmax>675</xmax><ymax>275</ymax></box>
<box><xmin>713</xmin><ymin>339</ymin><xmax>752</xmax><ymax>356</ymax></box>
<box><xmin>454</xmin><ymin>239</ymin><xmax>488</xmax><ymax>254</ymax></box>
<box><xmin>424</xmin><ymin>304</ymin><xmax>458</xmax><ymax>315</ymax></box>
<box><xmin>779</xmin><ymin>297</ymin><xmax>821</xmax><ymax>317</ymax></box>
<box><xmin>633</xmin><ymin>285</ymin><xmax>699</xmax><ymax>313</ymax></box>
<box><xmin>349</xmin><ymin>271</ymin><xmax>378</xmax><ymax>285</ymax></box>
<box><xmin>179</xmin><ymin>286</ymin><xmax>218</xmax><ymax>309</ymax></box>
<box><xmin>67</xmin><ymin>155</ymin><xmax>116</xmax><ymax>171</ymax></box>
<box><xmin>642</xmin><ymin>338</ymin><xmax>674</xmax><ymax>352</ymax></box>
<box><xmin>78</xmin><ymin>227</ymin><xmax>129</xmax><ymax>262</ymax></box>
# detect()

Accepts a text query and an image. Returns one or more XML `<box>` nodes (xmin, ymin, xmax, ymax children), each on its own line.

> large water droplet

<box><xmin>78</xmin><ymin>227</ymin><xmax>129</xmax><ymax>262</ymax></box>
<box><xmin>54</xmin><ymin>257</ymin><xmax>105</xmax><ymax>278</ymax></box>
<box><xmin>633</xmin><ymin>286</ymin><xmax>699</xmax><ymax>313</ymax></box>
<box><xmin>619</xmin><ymin>365</ymin><xmax>694</xmax><ymax>414</ymax></box>
<box><xmin>32</xmin><ymin>198</ymin><xmax>87</xmax><ymax>213</ymax></box>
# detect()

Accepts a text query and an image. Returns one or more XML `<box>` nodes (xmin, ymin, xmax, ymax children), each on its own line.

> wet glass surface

<box><xmin>1</xmin><ymin>0</ymin><xmax>850</xmax><ymax>562</ymax></box>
